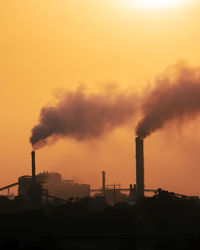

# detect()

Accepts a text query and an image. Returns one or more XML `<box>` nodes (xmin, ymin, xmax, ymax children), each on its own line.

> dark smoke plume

<box><xmin>30</xmin><ymin>87</ymin><xmax>138</xmax><ymax>149</ymax></box>
<box><xmin>136</xmin><ymin>62</ymin><xmax>200</xmax><ymax>138</ymax></box>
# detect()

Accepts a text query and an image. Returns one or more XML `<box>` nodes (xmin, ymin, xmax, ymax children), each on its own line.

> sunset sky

<box><xmin>1</xmin><ymin>0</ymin><xmax>200</xmax><ymax>196</ymax></box>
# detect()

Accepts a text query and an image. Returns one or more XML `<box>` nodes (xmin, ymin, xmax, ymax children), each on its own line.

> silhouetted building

<box><xmin>18</xmin><ymin>175</ymin><xmax>32</xmax><ymax>199</ymax></box>
<box><xmin>18</xmin><ymin>172</ymin><xmax>90</xmax><ymax>202</ymax></box>
<box><xmin>103</xmin><ymin>188</ymin><xmax>128</xmax><ymax>204</ymax></box>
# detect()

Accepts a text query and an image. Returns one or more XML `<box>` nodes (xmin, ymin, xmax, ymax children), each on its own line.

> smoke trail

<box><xmin>30</xmin><ymin>86</ymin><xmax>139</xmax><ymax>149</ymax></box>
<box><xmin>136</xmin><ymin>62</ymin><xmax>200</xmax><ymax>138</ymax></box>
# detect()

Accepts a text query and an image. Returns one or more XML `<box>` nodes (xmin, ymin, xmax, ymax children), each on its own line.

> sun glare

<box><xmin>123</xmin><ymin>0</ymin><xmax>187</xmax><ymax>9</ymax></box>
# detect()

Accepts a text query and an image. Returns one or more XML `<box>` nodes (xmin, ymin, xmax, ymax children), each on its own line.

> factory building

<box><xmin>38</xmin><ymin>172</ymin><xmax>90</xmax><ymax>200</ymax></box>
<box><xmin>18</xmin><ymin>151</ymin><xmax>90</xmax><ymax>203</ymax></box>
<box><xmin>18</xmin><ymin>136</ymin><xmax>144</xmax><ymax>203</ymax></box>
<box><xmin>18</xmin><ymin>172</ymin><xmax>90</xmax><ymax>201</ymax></box>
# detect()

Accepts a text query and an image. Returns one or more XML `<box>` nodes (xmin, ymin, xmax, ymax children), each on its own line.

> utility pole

<box><xmin>106</xmin><ymin>183</ymin><xmax>120</xmax><ymax>203</ymax></box>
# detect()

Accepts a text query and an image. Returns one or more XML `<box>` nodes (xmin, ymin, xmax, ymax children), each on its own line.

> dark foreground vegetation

<box><xmin>0</xmin><ymin>191</ymin><xmax>200</xmax><ymax>249</ymax></box>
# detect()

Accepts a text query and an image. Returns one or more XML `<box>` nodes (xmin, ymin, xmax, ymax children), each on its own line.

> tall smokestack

<box><xmin>135</xmin><ymin>137</ymin><xmax>144</xmax><ymax>198</ymax></box>
<box><xmin>102</xmin><ymin>171</ymin><xmax>106</xmax><ymax>194</ymax></box>
<box><xmin>31</xmin><ymin>151</ymin><xmax>36</xmax><ymax>182</ymax></box>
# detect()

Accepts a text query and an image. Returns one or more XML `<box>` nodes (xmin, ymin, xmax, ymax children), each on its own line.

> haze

<box><xmin>1</xmin><ymin>0</ymin><xmax>200</xmax><ymax>196</ymax></box>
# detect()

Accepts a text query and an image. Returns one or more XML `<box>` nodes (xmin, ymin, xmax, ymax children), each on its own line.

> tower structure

<box><xmin>102</xmin><ymin>171</ymin><xmax>106</xmax><ymax>194</ymax></box>
<box><xmin>135</xmin><ymin>136</ymin><xmax>144</xmax><ymax>198</ymax></box>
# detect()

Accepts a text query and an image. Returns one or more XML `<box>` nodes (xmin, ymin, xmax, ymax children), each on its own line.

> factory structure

<box><xmin>17</xmin><ymin>151</ymin><xmax>90</xmax><ymax>205</ymax></box>
<box><xmin>135</xmin><ymin>136</ymin><xmax>144</xmax><ymax>199</ymax></box>
<box><xmin>93</xmin><ymin>136</ymin><xmax>145</xmax><ymax>202</ymax></box>
<box><xmin>0</xmin><ymin>136</ymin><xmax>197</xmax><ymax>206</ymax></box>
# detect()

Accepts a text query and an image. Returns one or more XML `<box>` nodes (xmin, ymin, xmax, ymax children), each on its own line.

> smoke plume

<box><xmin>30</xmin><ymin>87</ymin><xmax>138</xmax><ymax>149</ymax></box>
<box><xmin>136</xmin><ymin>62</ymin><xmax>200</xmax><ymax>138</ymax></box>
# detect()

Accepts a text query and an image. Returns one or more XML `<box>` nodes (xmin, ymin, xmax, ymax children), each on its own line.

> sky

<box><xmin>1</xmin><ymin>0</ymin><xmax>200</xmax><ymax>196</ymax></box>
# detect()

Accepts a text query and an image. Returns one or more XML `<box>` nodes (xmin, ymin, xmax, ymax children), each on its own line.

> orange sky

<box><xmin>1</xmin><ymin>0</ymin><xmax>200</xmax><ymax>196</ymax></box>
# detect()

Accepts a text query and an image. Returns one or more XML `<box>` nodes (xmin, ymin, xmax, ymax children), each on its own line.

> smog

<box><xmin>30</xmin><ymin>86</ymin><xmax>139</xmax><ymax>149</ymax></box>
<box><xmin>136</xmin><ymin>63</ymin><xmax>200</xmax><ymax>138</ymax></box>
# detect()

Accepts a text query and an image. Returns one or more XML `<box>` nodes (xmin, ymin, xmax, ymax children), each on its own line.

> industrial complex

<box><xmin>0</xmin><ymin>137</ymin><xmax>198</xmax><ymax>207</ymax></box>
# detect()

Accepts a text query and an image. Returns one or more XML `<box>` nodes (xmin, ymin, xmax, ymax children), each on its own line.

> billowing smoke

<box><xmin>136</xmin><ymin>62</ymin><xmax>200</xmax><ymax>138</ymax></box>
<box><xmin>30</xmin><ymin>87</ymin><xmax>139</xmax><ymax>149</ymax></box>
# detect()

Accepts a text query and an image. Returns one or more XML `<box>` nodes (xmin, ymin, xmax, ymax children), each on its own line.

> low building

<box><xmin>18</xmin><ymin>172</ymin><xmax>90</xmax><ymax>201</ymax></box>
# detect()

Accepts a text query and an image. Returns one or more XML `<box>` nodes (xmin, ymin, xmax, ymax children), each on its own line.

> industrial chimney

<box><xmin>135</xmin><ymin>137</ymin><xmax>144</xmax><ymax>198</ymax></box>
<box><xmin>102</xmin><ymin>171</ymin><xmax>106</xmax><ymax>194</ymax></box>
<box><xmin>31</xmin><ymin>151</ymin><xmax>36</xmax><ymax>182</ymax></box>
<box><xmin>29</xmin><ymin>150</ymin><xmax>43</xmax><ymax>207</ymax></box>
